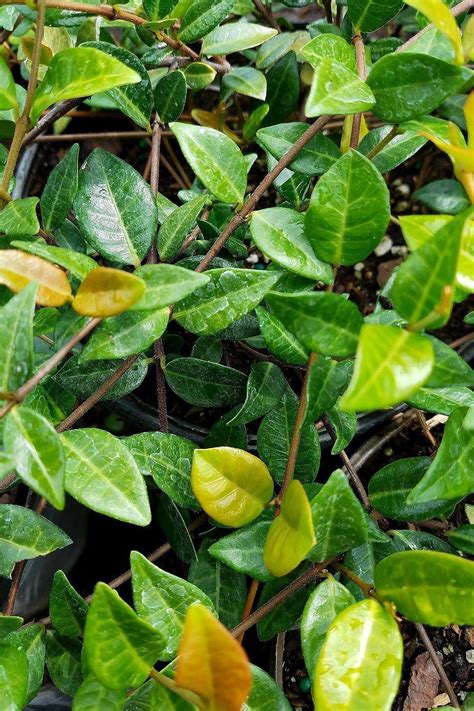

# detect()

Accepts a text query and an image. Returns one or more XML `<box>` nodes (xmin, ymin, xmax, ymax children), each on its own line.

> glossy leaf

<box><xmin>79</xmin><ymin>307</ymin><xmax>168</xmax><ymax>361</ymax></box>
<box><xmin>264</xmin><ymin>480</ymin><xmax>315</xmax><ymax>577</ymax></box>
<box><xmin>408</xmin><ymin>385</ymin><xmax>474</xmax><ymax>416</ymax></box>
<box><xmin>45</xmin><ymin>632</ymin><xmax>82</xmax><ymax>697</ymax></box>
<box><xmin>61</xmin><ymin>428</ymin><xmax>151</xmax><ymax>526</ymax></box>
<box><xmin>408</xmin><ymin>406</ymin><xmax>474</xmax><ymax>503</ymax></box>
<box><xmin>170</xmin><ymin>123</ymin><xmax>246</xmax><ymax>204</ymax></box>
<box><xmin>74</xmin><ymin>149</ymin><xmax>158</xmax><ymax>266</ymax></box>
<box><xmin>0</xmin><ymin>639</ymin><xmax>28</xmax><ymax>711</ymax></box>
<box><xmin>179</xmin><ymin>0</ymin><xmax>235</xmax><ymax>43</ymax></box>
<box><xmin>72</xmin><ymin>676</ymin><xmax>126</xmax><ymax>711</ymax></box>
<box><xmin>366</xmin><ymin>53</ymin><xmax>471</xmax><ymax>123</ymax></box>
<box><xmin>0</xmin><ymin>504</ymin><xmax>71</xmax><ymax>578</ymax></box>
<box><xmin>314</xmin><ymin>599</ymin><xmax>403</xmax><ymax>710</ymax></box>
<box><xmin>266</xmin><ymin>291</ymin><xmax>363</xmax><ymax>357</ymax></box>
<box><xmin>73</xmin><ymin>267</ymin><xmax>146</xmax><ymax>317</ymax></box>
<box><xmin>228</xmin><ymin>362</ymin><xmax>287</xmax><ymax>426</ymax></box>
<box><xmin>202</xmin><ymin>22</ymin><xmax>277</xmax><ymax>55</ymax></box>
<box><xmin>131</xmin><ymin>551</ymin><xmax>215</xmax><ymax>660</ymax></box>
<box><xmin>413</xmin><ymin>178</ymin><xmax>469</xmax><ymax>215</ymax></box>
<box><xmin>123</xmin><ymin>431</ymin><xmax>197</xmax><ymax>509</ymax></box>
<box><xmin>256</xmin><ymin>306</ymin><xmax>308</xmax><ymax>366</ymax></box>
<box><xmin>368</xmin><ymin>457</ymin><xmax>455</xmax><ymax>521</ymax></box>
<box><xmin>257</xmin><ymin>122</ymin><xmax>340</xmax><ymax>177</ymax></box>
<box><xmin>303</xmin><ymin>357</ymin><xmax>348</xmax><ymax>425</ymax></box>
<box><xmin>348</xmin><ymin>0</ymin><xmax>403</xmax><ymax>31</ymax></box>
<box><xmin>300</xmin><ymin>575</ymin><xmax>355</xmax><ymax>676</ymax></box>
<box><xmin>326</xmin><ymin>403</ymin><xmax>357</xmax><ymax>454</ymax></box>
<box><xmin>208</xmin><ymin>512</ymin><xmax>273</xmax><ymax>582</ymax></box>
<box><xmin>175</xmin><ymin>603</ymin><xmax>252</xmax><ymax>711</ymax></box>
<box><xmin>50</xmin><ymin>570</ymin><xmax>89</xmax><ymax>637</ymax></box>
<box><xmin>257</xmin><ymin>564</ymin><xmax>312</xmax><ymax>641</ymax></box>
<box><xmin>427</xmin><ymin>335</ymin><xmax>474</xmax><ymax>388</ymax></box>
<box><xmin>4</xmin><ymin>405</ymin><xmax>65</xmax><ymax>510</ymax></box>
<box><xmin>340</xmin><ymin>324</ymin><xmax>434</xmax><ymax>411</ymax></box>
<box><xmin>447</xmin><ymin>525</ymin><xmax>474</xmax><ymax>554</ymax></box>
<box><xmin>250</xmin><ymin>208</ymin><xmax>332</xmax><ymax>282</ymax></box>
<box><xmin>31</xmin><ymin>47</ymin><xmax>141</xmax><ymax>123</ymax></box>
<box><xmin>305</xmin><ymin>149</ymin><xmax>391</xmax><ymax>266</ymax></box>
<box><xmin>12</xmin><ymin>240</ymin><xmax>96</xmax><ymax>282</ymax></box>
<box><xmin>262</xmin><ymin>51</ymin><xmax>299</xmax><ymax>127</ymax></box>
<box><xmin>359</xmin><ymin>125</ymin><xmax>427</xmax><ymax>173</ymax></box>
<box><xmin>16</xmin><ymin>624</ymin><xmax>46</xmax><ymax>704</ymax></box>
<box><xmin>222</xmin><ymin>67</ymin><xmax>267</xmax><ymax>101</ymax></box>
<box><xmin>174</xmin><ymin>268</ymin><xmax>280</xmax><ymax>336</ymax></box>
<box><xmin>83</xmin><ymin>583</ymin><xmax>162</xmax><ymax>689</ymax></box>
<box><xmin>0</xmin><ymin>55</ymin><xmax>17</xmax><ymax>110</ymax></box>
<box><xmin>301</xmin><ymin>33</ymin><xmax>357</xmax><ymax>72</ymax></box>
<box><xmin>0</xmin><ymin>197</ymin><xmax>39</xmax><ymax>236</ymax></box>
<box><xmin>405</xmin><ymin>0</ymin><xmax>463</xmax><ymax>64</ymax></box>
<box><xmin>154</xmin><ymin>70</ymin><xmax>187</xmax><ymax>123</ymax></box>
<box><xmin>374</xmin><ymin>550</ymin><xmax>474</xmax><ymax>625</ymax></box>
<box><xmin>191</xmin><ymin>446</ymin><xmax>273</xmax><ymax>527</ymax></box>
<box><xmin>309</xmin><ymin>469</ymin><xmax>368</xmax><ymax>562</ymax></box>
<box><xmin>244</xmin><ymin>665</ymin><xmax>292</xmax><ymax>711</ymax></box>
<box><xmin>143</xmin><ymin>0</ymin><xmax>177</xmax><ymax>20</ymax></box>
<box><xmin>306</xmin><ymin>58</ymin><xmax>375</xmax><ymax>117</ymax></box>
<box><xmin>165</xmin><ymin>357</ymin><xmax>246</xmax><ymax>407</ymax></box>
<box><xmin>55</xmin><ymin>354</ymin><xmax>148</xmax><ymax>401</ymax></box>
<box><xmin>40</xmin><ymin>143</ymin><xmax>79</xmax><ymax>231</ymax></box>
<box><xmin>158</xmin><ymin>194</ymin><xmax>209</xmax><ymax>261</ymax></box>
<box><xmin>257</xmin><ymin>388</ymin><xmax>320</xmax><ymax>484</ymax></box>
<box><xmin>0</xmin><ymin>250</ymin><xmax>71</xmax><ymax>306</ymax></box>
<box><xmin>132</xmin><ymin>264</ymin><xmax>208</xmax><ymax>311</ymax></box>
<box><xmin>0</xmin><ymin>282</ymin><xmax>36</xmax><ymax>395</ymax></box>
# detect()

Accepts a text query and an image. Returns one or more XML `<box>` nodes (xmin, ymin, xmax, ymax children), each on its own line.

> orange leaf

<box><xmin>175</xmin><ymin>604</ymin><xmax>251</xmax><ymax>711</ymax></box>
<box><xmin>73</xmin><ymin>267</ymin><xmax>146</xmax><ymax>317</ymax></box>
<box><xmin>0</xmin><ymin>249</ymin><xmax>71</xmax><ymax>306</ymax></box>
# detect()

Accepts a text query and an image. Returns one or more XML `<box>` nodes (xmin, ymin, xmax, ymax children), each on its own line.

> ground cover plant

<box><xmin>0</xmin><ymin>0</ymin><xmax>473</xmax><ymax>708</ymax></box>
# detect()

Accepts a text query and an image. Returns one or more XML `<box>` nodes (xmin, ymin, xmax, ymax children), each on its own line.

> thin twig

<box><xmin>3</xmin><ymin>560</ymin><xmax>27</xmax><ymax>615</ymax></box>
<box><xmin>366</xmin><ymin>125</ymin><xmax>399</xmax><ymax>161</ymax></box>
<box><xmin>322</xmin><ymin>0</ymin><xmax>332</xmax><ymax>23</ymax></box>
<box><xmin>237</xmin><ymin>578</ymin><xmax>260</xmax><ymax>644</ymax></box>
<box><xmin>397</xmin><ymin>0</ymin><xmax>474</xmax><ymax>52</ymax></box>
<box><xmin>22</xmin><ymin>98</ymin><xmax>85</xmax><ymax>148</ymax></box>
<box><xmin>350</xmin><ymin>32</ymin><xmax>366</xmax><ymax>149</ymax></box>
<box><xmin>253</xmin><ymin>0</ymin><xmax>280</xmax><ymax>31</ymax></box>
<box><xmin>414</xmin><ymin>623</ymin><xmax>460</xmax><ymax>709</ymax></box>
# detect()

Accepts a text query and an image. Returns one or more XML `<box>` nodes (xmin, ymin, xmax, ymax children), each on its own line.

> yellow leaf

<box><xmin>263</xmin><ymin>480</ymin><xmax>316</xmax><ymax>577</ymax></box>
<box><xmin>175</xmin><ymin>603</ymin><xmax>251</xmax><ymax>711</ymax></box>
<box><xmin>0</xmin><ymin>250</ymin><xmax>71</xmax><ymax>306</ymax></box>
<box><xmin>191</xmin><ymin>447</ymin><xmax>273</xmax><ymax>527</ymax></box>
<box><xmin>464</xmin><ymin>91</ymin><xmax>474</xmax><ymax>149</ymax></box>
<box><xmin>462</xmin><ymin>14</ymin><xmax>474</xmax><ymax>61</ymax></box>
<box><xmin>405</xmin><ymin>0</ymin><xmax>464</xmax><ymax>64</ymax></box>
<box><xmin>73</xmin><ymin>267</ymin><xmax>146</xmax><ymax>317</ymax></box>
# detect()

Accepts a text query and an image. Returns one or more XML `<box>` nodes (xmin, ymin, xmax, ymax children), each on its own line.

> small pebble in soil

<box><xmin>298</xmin><ymin>676</ymin><xmax>311</xmax><ymax>694</ymax></box>
<box><xmin>466</xmin><ymin>649</ymin><xmax>474</xmax><ymax>663</ymax></box>
<box><xmin>375</xmin><ymin>235</ymin><xmax>393</xmax><ymax>257</ymax></box>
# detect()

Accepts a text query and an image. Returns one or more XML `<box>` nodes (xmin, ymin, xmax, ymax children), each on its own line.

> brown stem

<box><xmin>0</xmin><ymin>0</ymin><xmax>46</xmax><ymax>203</ymax></box>
<box><xmin>253</xmin><ymin>0</ymin><xmax>280</xmax><ymax>31</ymax></box>
<box><xmin>3</xmin><ymin>560</ymin><xmax>27</xmax><ymax>615</ymax></box>
<box><xmin>398</xmin><ymin>0</ymin><xmax>473</xmax><ymax>52</ymax></box>
<box><xmin>333</xmin><ymin>562</ymin><xmax>377</xmax><ymax>598</ymax></box>
<box><xmin>22</xmin><ymin>98</ymin><xmax>85</xmax><ymax>148</ymax></box>
<box><xmin>231</xmin><ymin>562</ymin><xmax>331</xmax><ymax>638</ymax></box>
<box><xmin>237</xmin><ymin>578</ymin><xmax>260</xmax><ymax>644</ymax></box>
<box><xmin>414</xmin><ymin>623</ymin><xmax>460</xmax><ymax>709</ymax></box>
<box><xmin>323</xmin><ymin>0</ymin><xmax>333</xmax><ymax>23</ymax></box>
<box><xmin>0</xmin><ymin>317</ymin><xmax>100</xmax><ymax>421</ymax></box>
<box><xmin>365</xmin><ymin>125</ymin><xmax>398</xmax><ymax>161</ymax></box>
<box><xmin>350</xmin><ymin>32</ymin><xmax>366</xmax><ymax>150</ymax></box>
<box><xmin>195</xmin><ymin>115</ymin><xmax>331</xmax><ymax>272</ymax></box>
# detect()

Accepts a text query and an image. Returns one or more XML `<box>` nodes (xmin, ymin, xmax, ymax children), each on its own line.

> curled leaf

<box><xmin>73</xmin><ymin>267</ymin><xmax>146</xmax><ymax>317</ymax></box>
<box><xmin>0</xmin><ymin>250</ymin><xmax>71</xmax><ymax>306</ymax></box>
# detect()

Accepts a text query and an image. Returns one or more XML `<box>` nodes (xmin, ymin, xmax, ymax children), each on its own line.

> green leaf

<box><xmin>300</xmin><ymin>575</ymin><xmax>355</xmax><ymax>677</ymax></box>
<box><xmin>262</xmin><ymin>51</ymin><xmax>299</xmax><ymax>127</ymax></box>
<box><xmin>413</xmin><ymin>179</ymin><xmax>469</xmax><ymax>215</ymax></box>
<box><xmin>308</xmin><ymin>469</ymin><xmax>368</xmax><ymax>562</ymax></box>
<box><xmin>4</xmin><ymin>405</ymin><xmax>65</xmax><ymax>510</ymax></box>
<box><xmin>54</xmin><ymin>354</ymin><xmax>148</xmax><ymax>401</ymax></box>
<box><xmin>390</xmin><ymin>529</ymin><xmax>455</xmax><ymax>554</ymax></box>
<box><xmin>154</xmin><ymin>70</ymin><xmax>187</xmax><ymax>123</ymax></box>
<box><xmin>257</xmin><ymin>564</ymin><xmax>311</xmax><ymax>641</ymax></box>
<box><xmin>366</xmin><ymin>53</ymin><xmax>472</xmax><ymax>123</ymax></box>
<box><xmin>184</xmin><ymin>62</ymin><xmax>216</xmax><ymax>90</ymax></box>
<box><xmin>84</xmin><ymin>583</ymin><xmax>162</xmax><ymax>690</ymax></box>
<box><xmin>132</xmin><ymin>264</ymin><xmax>209</xmax><ymax>311</ymax></box>
<box><xmin>31</xmin><ymin>47</ymin><xmax>141</xmax><ymax>123</ymax></box>
<box><xmin>222</xmin><ymin>66</ymin><xmax>267</xmax><ymax>101</ymax></box>
<box><xmin>305</xmin><ymin>58</ymin><xmax>375</xmax><ymax>117</ymax></box>
<box><xmin>447</xmin><ymin>525</ymin><xmax>474</xmax><ymax>555</ymax></box>
<box><xmin>40</xmin><ymin>143</ymin><xmax>79</xmax><ymax>231</ymax></box>
<box><xmin>427</xmin><ymin>335</ymin><xmax>474</xmax><ymax>388</ymax></box>
<box><xmin>61</xmin><ymin>429</ymin><xmax>151</xmax><ymax>526</ymax></box>
<box><xmin>257</xmin><ymin>122</ymin><xmax>340</xmax><ymax>177</ymax></box>
<box><xmin>266</xmin><ymin>291</ymin><xmax>363</xmax><ymax>357</ymax></box>
<box><xmin>208</xmin><ymin>512</ymin><xmax>274</xmax><ymax>582</ymax></box>
<box><xmin>255</xmin><ymin>306</ymin><xmax>308</xmax><ymax>366</ymax></box>
<box><xmin>368</xmin><ymin>457</ymin><xmax>455</xmax><ymax>522</ymax></box>
<box><xmin>0</xmin><ymin>282</ymin><xmax>36</xmax><ymax>395</ymax></box>
<box><xmin>0</xmin><ymin>55</ymin><xmax>17</xmax><ymax>110</ymax></box>
<box><xmin>301</xmin><ymin>33</ymin><xmax>357</xmax><ymax>72</ymax></box>
<box><xmin>0</xmin><ymin>639</ymin><xmax>28</xmax><ymax>711</ymax></box>
<box><xmin>50</xmin><ymin>570</ymin><xmax>89</xmax><ymax>637</ymax></box>
<box><xmin>303</xmin><ymin>357</ymin><xmax>348</xmax><ymax>425</ymax></box>
<box><xmin>158</xmin><ymin>194</ymin><xmax>210</xmax><ymax>261</ymax></box>
<box><xmin>165</xmin><ymin>357</ymin><xmax>246</xmax><ymax>407</ymax></box>
<box><xmin>202</xmin><ymin>22</ymin><xmax>277</xmax><ymax>55</ymax></box>
<box><xmin>256</xmin><ymin>31</ymin><xmax>298</xmax><ymax>70</ymax></box>
<box><xmin>188</xmin><ymin>539</ymin><xmax>247</xmax><ymax>628</ymax></box>
<box><xmin>244</xmin><ymin>665</ymin><xmax>292</xmax><ymax>711</ymax></box>
<box><xmin>0</xmin><ymin>617</ymin><xmax>23</xmax><ymax>637</ymax></box>
<box><xmin>264</xmin><ymin>480</ymin><xmax>316</xmax><ymax>577</ymax></box>
<box><xmin>179</xmin><ymin>0</ymin><xmax>235</xmax><ymax>43</ymax></box>
<box><xmin>45</xmin><ymin>632</ymin><xmax>82</xmax><ymax>697</ymax></box>
<box><xmin>74</xmin><ymin>149</ymin><xmax>158</xmax><ymax>267</ymax></box>
<box><xmin>192</xmin><ymin>446</ymin><xmax>273</xmax><ymax>527</ymax></box>
<box><xmin>192</xmin><ymin>336</ymin><xmax>223</xmax><ymax>363</ymax></box>
<box><xmin>374</xmin><ymin>550</ymin><xmax>474</xmax><ymax>625</ymax></box>
<box><xmin>408</xmin><ymin>385</ymin><xmax>474</xmax><ymax>416</ymax></box>
<box><xmin>83</xmin><ymin>42</ymin><xmax>153</xmax><ymax>129</ymax></box>
<box><xmin>257</xmin><ymin>388</ymin><xmax>320</xmax><ymax>484</ymax></box>
<box><xmin>340</xmin><ymin>324</ymin><xmax>434</xmax><ymax>411</ymax></box>
<box><xmin>326</xmin><ymin>402</ymin><xmax>357</xmax><ymax>454</ymax></box>
<box><xmin>143</xmin><ymin>0</ymin><xmax>177</xmax><ymax>20</ymax></box>
<box><xmin>391</xmin><ymin>209</ymin><xmax>467</xmax><ymax>329</ymax></box>
<box><xmin>15</xmin><ymin>624</ymin><xmax>45</xmax><ymax>704</ymax></box>
<box><xmin>305</xmin><ymin>149</ymin><xmax>390</xmax><ymax>266</ymax></box>
<box><xmin>79</xmin><ymin>308</ymin><xmax>168</xmax><ymax>361</ymax></box>
<box><xmin>359</xmin><ymin>125</ymin><xmax>427</xmax><ymax>174</ymax></box>
<box><xmin>348</xmin><ymin>0</ymin><xmax>403</xmax><ymax>31</ymax></box>
<box><xmin>174</xmin><ymin>268</ymin><xmax>280</xmax><ymax>336</ymax></box>
<box><xmin>250</xmin><ymin>208</ymin><xmax>332</xmax><ymax>282</ymax></box>
<box><xmin>131</xmin><ymin>551</ymin><xmax>215</xmax><ymax>661</ymax></box>
<box><xmin>408</xmin><ymin>407</ymin><xmax>474</xmax><ymax>503</ymax></box>
<box><xmin>72</xmin><ymin>675</ymin><xmax>126</xmax><ymax>711</ymax></box>
<box><xmin>11</xmin><ymin>241</ymin><xmax>96</xmax><ymax>281</ymax></box>
<box><xmin>228</xmin><ymin>362</ymin><xmax>287</xmax><ymax>426</ymax></box>
<box><xmin>123</xmin><ymin>431</ymin><xmax>198</xmax><ymax>509</ymax></box>
<box><xmin>314</xmin><ymin>599</ymin><xmax>403</xmax><ymax>710</ymax></box>
<box><xmin>170</xmin><ymin>123</ymin><xmax>247</xmax><ymax>204</ymax></box>
<box><xmin>157</xmin><ymin>496</ymin><xmax>197</xmax><ymax>564</ymax></box>
<box><xmin>0</xmin><ymin>197</ymin><xmax>40</xmax><ymax>236</ymax></box>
